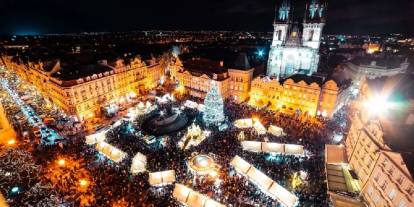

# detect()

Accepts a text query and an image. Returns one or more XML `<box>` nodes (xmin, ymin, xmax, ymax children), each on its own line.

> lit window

<box><xmin>388</xmin><ymin>188</ymin><xmax>396</xmax><ymax>200</ymax></box>
<box><xmin>398</xmin><ymin>200</ymin><xmax>407</xmax><ymax>207</ymax></box>
<box><xmin>373</xmin><ymin>194</ymin><xmax>380</xmax><ymax>204</ymax></box>
<box><xmin>367</xmin><ymin>186</ymin><xmax>374</xmax><ymax>196</ymax></box>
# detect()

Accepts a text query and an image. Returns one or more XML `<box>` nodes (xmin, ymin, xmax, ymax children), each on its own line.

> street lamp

<box><xmin>57</xmin><ymin>159</ymin><xmax>66</xmax><ymax>167</ymax></box>
<box><xmin>79</xmin><ymin>179</ymin><xmax>89</xmax><ymax>187</ymax></box>
<box><xmin>7</xmin><ymin>139</ymin><xmax>16</xmax><ymax>146</ymax></box>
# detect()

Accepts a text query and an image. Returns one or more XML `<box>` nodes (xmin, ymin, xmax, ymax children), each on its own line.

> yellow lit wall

<box><xmin>1</xmin><ymin>56</ymin><xmax>164</xmax><ymax>120</ymax></box>
<box><xmin>249</xmin><ymin>77</ymin><xmax>338</xmax><ymax>117</ymax></box>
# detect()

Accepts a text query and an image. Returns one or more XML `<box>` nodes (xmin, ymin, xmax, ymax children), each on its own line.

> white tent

<box><xmin>268</xmin><ymin>125</ymin><xmax>285</xmax><ymax>136</ymax></box>
<box><xmin>130</xmin><ymin>152</ymin><xmax>147</xmax><ymax>174</ymax></box>
<box><xmin>172</xmin><ymin>184</ymin><xmax>225</xmax><ymax>207</ymax></box>
<box><xmin>241</xmin><ymin>141</ymin><xmax>262</xmax><ymax>152</ymax></box>
<box><xmin>241</xmin><ymin>141</ymin><xmax>304</xmax><ymax>156</ymax></box>
<box><xmin>95</xmin><ymin>141</ymin><xmax>127</xmax><ymax>163</ymax></box>
<box><xmin>284</xmin><ymin>144</ymin><xmax>304</xmax><ymax>156</ymax></box>
<box><xmin>148</xmin><ymin>170</ymin><xmax>176</xmax><ymax>186</ymax></box>
<box><xmin>85</xmin><ymin>130</ymin><xmax>108</xmax><ymax>145</ymax></box>
<box><xmin>234</xmin><ymin>118</ymin><xmax>266</xmax><ymax>135</ymax></box>
<box><xmin>253</xmin><ymin>119</ymin><xmax>266</xmax><ymax>135</ymax></box>
<box><xmin>262</xmin><ymin>142</ymin><xmax>284</xmax><ymax>153</ymax></box>
<box><xmin>230</xmin><ymin>156</ymin><xmax>298</xmax><ymax>207</ymax></box>
<box><xmin>234</xmin><ymin>119</ymin><xmax>253</xmax><ymax>129</ymax></box>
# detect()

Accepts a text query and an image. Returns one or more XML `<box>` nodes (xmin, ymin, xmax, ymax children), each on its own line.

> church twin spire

<box><xmin>305</xmin><ymin>0</ymin><xmax>327</xmax><ymax>23</ymax></box>
<box><xmin>276</xmin><ymin>0</ymin><xmax>291</xmax><ymax>22</ymax></box>
<box><xmin>276</xmin><ymin>0</ymin><xmax>327</xmax><ymax>23</ymax></box>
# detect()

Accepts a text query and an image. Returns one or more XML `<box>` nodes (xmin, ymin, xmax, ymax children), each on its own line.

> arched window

<box><xmin>276</xmin><ymin>30</ymin><xmax>282</xmax><ymax>40</ymax></box>
<box><xmin>308</xmin><ymin>30</ymin><xmax>314</xmax><ymax>41</ymax></box>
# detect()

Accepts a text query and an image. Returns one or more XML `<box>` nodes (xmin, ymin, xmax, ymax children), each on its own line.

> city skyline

<box><xmin>1</xmin><ymin>0</ymin><xmax>413</xmax><ymax>35</ymax></box>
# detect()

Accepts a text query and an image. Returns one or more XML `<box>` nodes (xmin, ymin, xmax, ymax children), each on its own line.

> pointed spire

<box><xmin>304</xmin><ymin>0</ymin><xmax>327</xmax><ymax>23</ymax></box>
<box><xmin>275</xmin><ymin>0</ymin><xmax>291</xmax><ymax>23</ymax></box>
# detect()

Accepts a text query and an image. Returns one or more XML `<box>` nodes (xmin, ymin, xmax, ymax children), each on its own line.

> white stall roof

<box><xmin>241</xmin><ymin>141</ymin><xmax>262</xmax><ymax>152</ymax></box>
<box><xmin>95</xmin><ymin>141</ymin><xmax>127</xmax><ymax>163</ymax></box>
<box><xmin>230</xmin><ymin>156</ymin><xmax>299</xmax><ymax>207</ymax></box>
<box><xmin>85</xmin><ymin>130</ymin><xmax>107</xmax><ymax>145</ymax></box>
<box><xmin>268</xmin><ymin>125</ymin><xmax>285</xmax><ymax>136</ymax></box>
<box><xmin>172</xmin><ymin>184</ymin><xmax>225</xmax><ymax>207</ymax></box>
<box><xmin>148</xmin><ymin>170</ymin><xmax>175</xmax><ymax>186</ymax></box>
<box><xmin>262</xmin><ymin>142</ymin><xmax>284</xmax><ymax>153</ymax></box>
<box><xmin>130</xmin><ymin>152</ymin><xmax>147</xmax><ymax>174</ymax></box>
<box><xmin>234</xmin><ymin>118</ymin><xmax>253</xmax><ymax>129</ymax></box>
<box><xmin>241</xmin><ymin>141</ymin><xmax>304</xmax><ymax>156</ymax></box>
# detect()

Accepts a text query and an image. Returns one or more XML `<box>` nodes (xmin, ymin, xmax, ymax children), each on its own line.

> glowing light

<box><xmin>364</xmin><ymin>95</ymin><xmax>391</xmax><ymax>115</ymax></box>
<box><xmin>209</xmin><ymin>170</ymin><xmax>218</xmax><ymax>178</ymax></box>
<box><xmin>11</xmin><ymin>186</ymin><xmax>19</xmax><ymax>193</ymax></box>
<box><xmin>7</xmin><ymin>139</ymin><xmax>16</xmax><ymax>146</ymax></box>
<box><xmin>57</xmin><ymin>159</ymin><xmax>66</xmax><ymax>167</ymax></box>
<box><xmin>79</xmin><ymin>179</ymin><xmax>89</xmax><ymax>187</ymax></box>
<box><xmin>257</xmin><ymin>49</ymin><xmax>265</xmax><ymax>57</ymax></box>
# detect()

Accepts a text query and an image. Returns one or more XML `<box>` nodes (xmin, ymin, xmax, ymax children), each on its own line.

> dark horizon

<box><xmin>1</xmin><ymin>0</ymin><xmax>413</xmax><ymax>36</ymax></box>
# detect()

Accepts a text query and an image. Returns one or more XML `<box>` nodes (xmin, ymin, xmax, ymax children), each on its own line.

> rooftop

<box><xmin>51</xmin><ymin>63</ymin><xmax>113</xmax><ymax>81</ymax></box>
<box><xmin>181</xmin><ymin>58</ymin><xmax>228</xmax><ymax>81</ymax></box>
<box><xmin>283</xmin><ymin>74</ymin><xmax>326</xmax><ymax>85</ymax></box>
<box><xmin>350</xmin><ymin>56</ymin><xmax>408</xmax><ymax>69</ymax></box>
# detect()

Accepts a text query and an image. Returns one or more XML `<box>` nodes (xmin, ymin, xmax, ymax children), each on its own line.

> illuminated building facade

<box><xmin>337</xmin><ymin>57</ymin><xmax>409</xmax><ymax>83</ymax></box>
<box><xmin>0</xmin><ymin>102</ymin><xmax>16</xmax><ymax>141</ymax></box>
<box><xmin>363</xmin><ymin>43</ymin><xmax>381</xmax><ymax>54</ymax></box>
<box><xmin>267</xmin><ymin>0</ymin><xmax>325</xmax><ymax>78</ymax></box>
<box><xmin>0</xmin><ymin>56</ymin><xmax>163</xmax><ymax>120</ymax></box>
<box><xmin>345</xmin><ymin>75</ymin><xmax>414</xmax><ymax>207</ymax></box>
<box><xmin>249</xmin><ymin>74</ymin><xmax>338</xmax><ymax>117</ymax></box>
<box><xmin>173</xmin><ymin>54</ymin><xmax>254</xmax><ymax>103</ymax></box>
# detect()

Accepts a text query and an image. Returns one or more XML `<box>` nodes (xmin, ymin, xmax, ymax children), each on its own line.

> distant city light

<box><xmin>257</xmin><ymin>49</ymin><xmax>265</xmax><ymax>57</ymax></box>
<box><xmin>11</xmin><ymin>186</ymin><xmax>19</xmax><ymax>193</ymax></box>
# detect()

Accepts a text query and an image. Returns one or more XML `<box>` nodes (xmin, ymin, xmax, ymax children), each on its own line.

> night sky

<box><xmin>1</xmin><ymin>0</ymin><xmax>413</xmax><ymax>35</ymax></box>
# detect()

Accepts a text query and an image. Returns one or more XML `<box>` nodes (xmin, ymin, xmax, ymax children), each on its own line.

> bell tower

<box><xmin>302</xmin><ymin>0</ymin><xmax>326</xmax><ymax>50</ymax></box>
<box><xmin>271</xmin><ymin>0</ymin><xmax>292</xmax><ymax>47</ymax></box>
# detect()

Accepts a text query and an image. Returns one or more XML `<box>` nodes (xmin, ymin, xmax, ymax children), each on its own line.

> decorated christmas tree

<box><xmin>203</xmin><ymin>81</ymin><xmax>225</xmax><ymax>126</ymax></box>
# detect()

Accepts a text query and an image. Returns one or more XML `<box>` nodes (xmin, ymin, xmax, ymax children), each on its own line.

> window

<box><xmin>406</xmin><ymin>185</ymin><xmax>414</xmax><ymax>196</ymax></box>
<box><xmin>374</xmin><ymin>173</ymin><xmax>380</xmax><ymax>182</ymax></box>
<box><xmin>373</xmin><ymin>194</ymin><xmax>380</xmax><ymax>205</ymax></box>
<box><xmin>397</xmin><ymin>175</ymin><xmax>404</xmax><ymax>184</ymax></box>
<box><xmin>276</xmin><ymin>30</ymin><xmax>282</xmax><ymax>41</ymax></box>
<box><xmin>367</xmin><ymin>186</ymin><xmax>374</xmax><ymax>196</ymax></box>
<box><xmin>398</xmin><ymin>200</ymin><xmax>407</xmax><ymax>207</ymax></box>
<box><xmin>381</xmin><ymin>181</ymin><xmax>388</xmax><ymax>190</ymax></box>
<box><xmin>388</xmin><ymin>188</ymin><xmax>396</xmax><ymax>200</ymax></box>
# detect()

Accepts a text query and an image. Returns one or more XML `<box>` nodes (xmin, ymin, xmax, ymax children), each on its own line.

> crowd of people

<box><xmin>1</xmin><ymin>83</ymin><xmax>347</xmax><ymax>206</ymax></box>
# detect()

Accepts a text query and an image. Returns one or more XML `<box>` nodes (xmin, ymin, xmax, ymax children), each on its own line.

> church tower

<box><xmin>271</xmin><ymin>0</ymin><xmax>291</xmax><ymax>47</ymax></box>
<box><xmin>302</xmin><ymin>0</ymin><xmax>326</xmax><ymax>50</ymax></box>
<box><xmin>267</xmin><ymin>0</ymin><xmax>327</xmax><ymax>78</ymax></box>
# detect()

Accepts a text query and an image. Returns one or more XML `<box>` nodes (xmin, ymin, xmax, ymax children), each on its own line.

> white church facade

<box><xmin>267</xmin><ymin>0</ymin><xmax>326</xmax><ymax>78</ymax></box>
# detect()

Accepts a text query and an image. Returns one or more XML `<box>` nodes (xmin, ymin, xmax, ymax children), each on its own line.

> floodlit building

<box><xmin>344</xmin><ymin>74</ymin><xmax>414</xmax><ymax>207</ymax></box>
<box><xmin>0</xmin><ymin>56</ymin><xmax>163</xmax><ymax>120</ymax></box>
<box><xmin>249</xmin><ymin>74</ymin><xmax>338</xmax><ymax>117</ymax></box>
<box><xmin>325</xmin><ymin>144</ymin><xmax>365</xmax><ymax>207</ymax></box>
<box><xmin>173</xmin><ymin>53</ymin><xmax>254</xmax><ymax>103</ymax></box>
<box><xmin>336</xmin><ymin>56</ymin><xmax>409</xmax><ymax>83</ymax></box>
<box><xmin>0</xmin><ymin>103</ymin><xmax>16</xmax><ymax>142</ymax></box>
<box><xmin>267</xmin><ymin>0</ymin><xmax>326</xmax><ymax>78</ymax></box>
